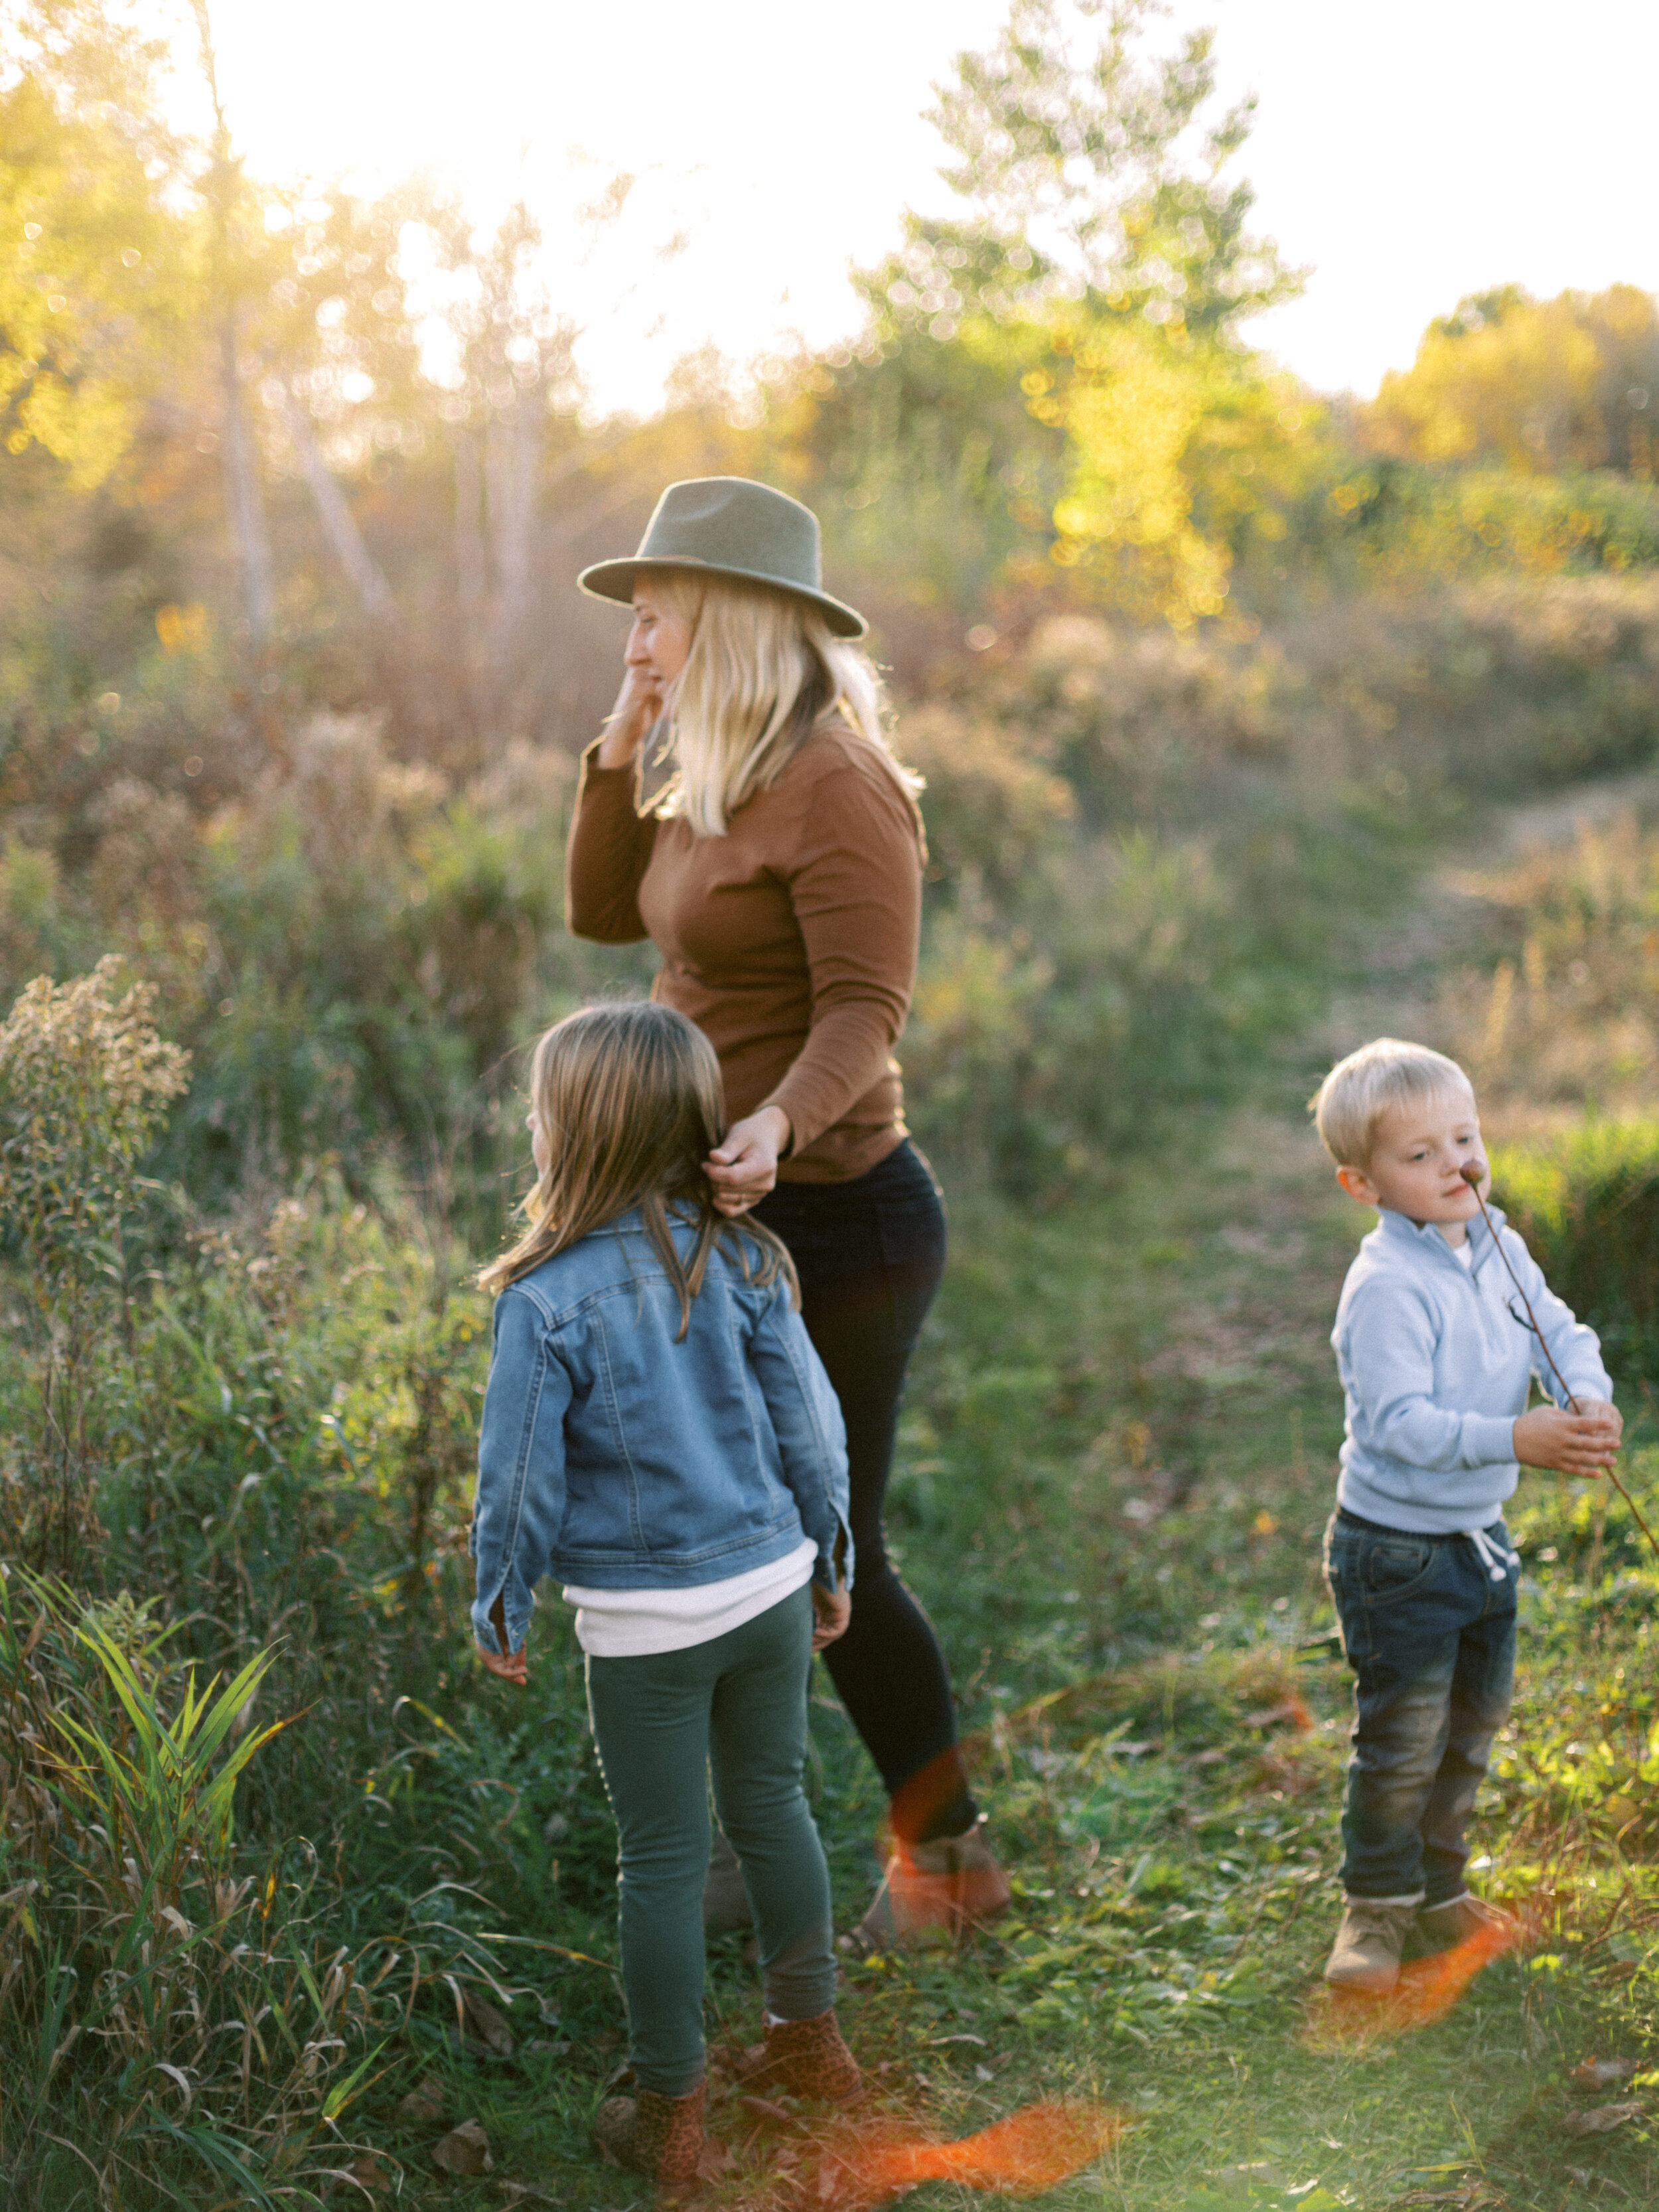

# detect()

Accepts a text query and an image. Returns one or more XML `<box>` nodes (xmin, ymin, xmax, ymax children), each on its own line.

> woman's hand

<box><xmin>706</xmin><ymin>1106</ymin><xmax>791</xmax><ymax>1215</ymax></box>
<box><xmin>595</xmin><ymin>660</ymin><xmax>662</xmax><ymax>768</ymax></box>
<box><xmin>1514</xmin><ymin>1400</ymin><xmax>1623</xmax><ymax>1474</ymax></box>
<box><xmin>810</xmin><ymin>1580</ymin><xmax>851</xmax><ymax>1651</ymax></box>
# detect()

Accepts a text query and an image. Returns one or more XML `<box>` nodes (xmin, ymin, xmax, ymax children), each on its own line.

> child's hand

<box><xmin>810</xmin><ymin>1580</ymin><xmax>851</xmax><ymax>1651</ymax></box>
<box><xmin>1574</xmin><ymin>1396</ymin><xmax>1623</xmax><ymax>1446</ymax></box>
<box><xmin>477</xmin><ymin>1590</ymin><xmax>528</xmax><ymax>1685</ymax></box>
<box><xmin>477</xmin><ymin>1637</ymin><xmax>528</xmax><ymax>1686</ymax></box>
<box><xmin>1514</xmin><ymin>1402</ymin><xmax>1623</xmax><ymax>1475</ymax></box>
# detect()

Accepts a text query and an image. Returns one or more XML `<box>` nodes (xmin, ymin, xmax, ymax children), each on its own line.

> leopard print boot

<box><xmin>593</xmin><ymin>2078</ymin><xmax>708</xmax><ymax>2193</ymax></box>
<box><xmin>735</xmin><ymin>2010</ymin><xmax>862</xmax><ymax>2104</ymax></box>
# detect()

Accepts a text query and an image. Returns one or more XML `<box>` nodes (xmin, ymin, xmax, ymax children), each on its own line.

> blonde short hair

<box><xmin>644</xmin><ymin>569</ymin><xmax>919</xmax><ymax>838</ymax></box>
<box><xmin>1310</xmin><ymin>1037</ymin><xmax>1476</xmax><ymax>1168</ymax></box>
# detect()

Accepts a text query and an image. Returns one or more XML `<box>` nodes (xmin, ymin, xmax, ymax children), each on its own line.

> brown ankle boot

<box><xmin>593</xmin><ymin>2078</ymin><xmax>708</xmax><ymax>2192</ymax></box>
<box><xmin>842</xmin><ymin>1816</ymin><xmax>1013</xmax><ymax>1956</ymax></box>
<box><xmin>735</xmin><ymin>2009</ymin><xmax>862</xmax><ymax>2103</ymax></box>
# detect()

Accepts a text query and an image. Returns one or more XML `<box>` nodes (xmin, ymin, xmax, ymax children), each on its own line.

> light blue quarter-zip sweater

<box><xmin>1332</xmin><ymin>1202</ymin><xmax>1613</xmax><ymax>1534</ymax></box>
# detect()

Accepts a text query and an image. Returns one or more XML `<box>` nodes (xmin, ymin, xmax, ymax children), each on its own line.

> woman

<box><xmin>565</xmin><ymin>475</ymin><xmax>1009</xmax><ymax>1949</ymax></box>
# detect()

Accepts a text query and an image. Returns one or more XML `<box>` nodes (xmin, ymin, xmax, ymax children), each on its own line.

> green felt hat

<box><xmin>577</xmin><ymin>476</ymin><xmax>867</xmax><ymax>639</ymax></box>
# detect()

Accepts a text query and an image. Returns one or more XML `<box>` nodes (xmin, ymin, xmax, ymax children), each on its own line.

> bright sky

<box><xmin>174</xmin><ymin>0</ymin><xmax>1659</xmax><ymax>413</ymax></box>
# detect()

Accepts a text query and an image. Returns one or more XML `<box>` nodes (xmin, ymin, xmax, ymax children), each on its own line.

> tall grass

<box><xmin>1492</xmin><ymin>1121</ymin><xmax>1659</xmax><ymax>1390</ymax></box>
<box><xmin>0</xmin><ymin>1574</ymin><xmax>390</xmax><ymax>2205</ymax></box>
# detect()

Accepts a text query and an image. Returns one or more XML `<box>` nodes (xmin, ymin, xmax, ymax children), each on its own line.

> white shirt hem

<box><xmin>565</xmin><ymin>1537</ymin><xmax>818</xmax><ymax>1658</ymax></box>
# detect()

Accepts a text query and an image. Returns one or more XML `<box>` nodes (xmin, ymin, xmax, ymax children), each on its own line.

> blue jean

<box><xmin>1323</xmin><ymin>1508</ymin><xmax>1517</xmax><ymax>1905</ymax></box>
<box><xmin>585</xmin><ymin>1585</ymin><xmax>836</xmax><ymax>2095</ymax></box>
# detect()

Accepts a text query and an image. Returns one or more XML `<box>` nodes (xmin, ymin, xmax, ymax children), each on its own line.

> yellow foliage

<box><xmin>155</xmin><ymin>601</ymin><xmax>211</xmax><ymax>654</ymax></box>
<box><xmin>1365</xmin><ymin>285</ymin><xmax>1659</xmax><ymax>477</ymax></box>
<box><xmin>1037</xmin><ymin>317</ymin><xmax>1323</xmax><ymax>627</ymax></box>
<box><xmin>1</xmin><ymin>49</ymin><xmax>184</xmax><ymax>488</ymax></box>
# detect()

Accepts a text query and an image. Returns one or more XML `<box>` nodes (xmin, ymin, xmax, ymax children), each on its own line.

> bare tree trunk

<box><xmin>219</xmin><ymin>311</ymin><xmax>274</xmax><ymax>641</ymax></box>
<box><xmin>453</xmin><ymin>429</ymin><xmax>486</xmax><ymax>615</ymax></box>
<box><xmin>282</xmin><ymin>390</ymin><xmax>395</xmax><ymax>621</ymax></box>
<box><xmin>485</xmin><ymin>404</ymin><xmax>537</xmax><ymax>677</ymax></box>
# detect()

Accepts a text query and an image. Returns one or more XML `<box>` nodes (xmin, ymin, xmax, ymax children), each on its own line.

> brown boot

<box><xmin>1323</xmin><ymin>1900</ymin><xmax>1416</xmax><ymax>1993</ymax></box>
<box><xmin>1414</xmin><ymin>1893</ymin><xmax>1520</xmax><ymax>1957</ymax></box>
<box><xmin>593</xmin><ymin>2078</ymin><xmax>708</xmax><ymax>2193</ymax></box>
<box><xmin>842</xmin><ymin>1816</ymin><xmax>1013</xmax><ymax>1956</ymax></box>
<box><xmin>735</xmin><ymin>2009</ymin><xmax>862</xmax><ymax>2104</ymax></box>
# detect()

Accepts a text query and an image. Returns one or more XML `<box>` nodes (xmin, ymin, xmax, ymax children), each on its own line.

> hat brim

<box><xmin>577</xmin><ymin>555</ymin><xmax>867</xmax><ymax>640</ymax></box>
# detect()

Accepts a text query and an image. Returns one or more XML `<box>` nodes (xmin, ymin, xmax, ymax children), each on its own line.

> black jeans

<box><xmin>755</xmin><ymin>1140</ymin><xmax>975</xmax><ymax>1844</ymax></box>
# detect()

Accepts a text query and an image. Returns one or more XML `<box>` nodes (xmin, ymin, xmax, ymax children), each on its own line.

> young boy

<box><xmin>1311</xmin><ymin>1038</ymin><xmax>1621</xmax><ymax>1993</ymax></box>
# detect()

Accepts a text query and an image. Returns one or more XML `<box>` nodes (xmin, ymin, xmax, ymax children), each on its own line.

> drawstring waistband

<box><xmin>1463</xmin><ymin>1524</ymin><xmax>1520</xmax><ymax>1584</ymax></box>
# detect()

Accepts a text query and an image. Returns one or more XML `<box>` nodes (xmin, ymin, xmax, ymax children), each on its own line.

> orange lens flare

<box><xmin>885</xmin><ymin>1745</ymin><xmax>977</xmax><ymax>1848</ymax></box>
<box><xmin>1303</xmin><ymin>1909</ymin><xmax>1526</xmax><ymax>2052</ymax></box>
<box><xmin>809</xmin><ymin>2101</ymin><xmax>1125</xmax><ymax>2209</ymax></box>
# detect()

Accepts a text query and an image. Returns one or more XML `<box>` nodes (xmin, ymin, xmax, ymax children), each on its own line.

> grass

<box><xmin>319</xmin><ymin>1087</ymin><xmax>1659</xmax><ymax>2212</ymax></box>
<box><xmin>10</xmin><ymin>781</ymin><xmax>1659</xmax><ymax>2207</ymax></box>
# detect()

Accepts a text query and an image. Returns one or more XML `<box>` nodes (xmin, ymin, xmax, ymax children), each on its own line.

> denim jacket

<box><xmin>470</xmin><ymin>1209</ymin><xmax>851</xmax><ymax>1657</ymax></box>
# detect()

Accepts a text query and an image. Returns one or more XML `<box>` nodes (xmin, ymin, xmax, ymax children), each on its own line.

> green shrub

<box><xmin>1492</xmin><ymin>1119</ymin><xmax>1659</xmax><ymax>1388</ymax></box>
<box><xmin>0</xmin><ymin>960</ymin><xmax>188</xmax><ymax>1574</ymax></box>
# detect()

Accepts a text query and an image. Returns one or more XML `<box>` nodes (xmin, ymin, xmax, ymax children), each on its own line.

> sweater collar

<box><xmin>1373</xmin><ymin>1201</ymin><xmax>1505</xmax><ymax>1272</ymax></box>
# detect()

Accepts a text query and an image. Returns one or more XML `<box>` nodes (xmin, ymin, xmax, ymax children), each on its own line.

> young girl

<box><xmin>471</xmin><ymin>1001</ymin><xmax>861</xmax><ymax>2191</ymax></box>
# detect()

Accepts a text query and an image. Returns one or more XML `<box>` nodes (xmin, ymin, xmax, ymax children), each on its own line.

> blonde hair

<box><xmin>480</xmin><ymin>1001</ymin><xmax>798</xmax><ymax>1333</ymax></box>
<box><xmin>644</xmin><ymin>569</ymin><xmax>920</xmax><ymax>837</ymax></box>
<box><xmin>1310</xmin><ymin>1037</ymin><xmax>1477</xmax><ymax>1168</ymax></box>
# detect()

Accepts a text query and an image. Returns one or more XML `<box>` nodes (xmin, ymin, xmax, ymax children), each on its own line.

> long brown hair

<box><xmin>479</xmin><ymin>1001</ymin><xmax>798</xmax><ymax>1335</ymax></box>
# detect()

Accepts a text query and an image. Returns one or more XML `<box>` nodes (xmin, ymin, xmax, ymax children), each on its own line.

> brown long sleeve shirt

<box><xmin>565</xmin><ymin>725</ymin><xmax>925</xmax><ymax>1183</ymax></box>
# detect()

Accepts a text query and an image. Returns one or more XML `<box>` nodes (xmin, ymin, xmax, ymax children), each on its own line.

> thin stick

<box><xmin>1460</xmin><ymin>1163</ymin><xmax>1659</xmax><ymax>1565</ymax></box>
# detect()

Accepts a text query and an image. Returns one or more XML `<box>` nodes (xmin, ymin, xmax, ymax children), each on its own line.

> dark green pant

<box><xmin>585</xmin><ymin>1583</ymin><xmax>835</xmax><ymax>2095</ymax></box>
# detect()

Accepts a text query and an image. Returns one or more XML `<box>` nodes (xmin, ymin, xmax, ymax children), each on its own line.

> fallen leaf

<box><xmin>740</xmin><ymin>2094</ymin><xmax>796</xmax><ymax>2126</ymax></box>
<box><xmin>463</xmin><ymin>1990</ymin><xmax>516</xmax><ymax>2057</ymax></box>
<box><xmin>1242</xmin><ymin>1696</ymin><xmax>1313</xmax><ymax>1733</ymax></box>
<box><xmin>433</xmin><ymin>2119</ymin><xmax>494</xmax><ymax>2175</ymax></box>
<box><xmin>398</xmin><ymin>2076</ymin><xmax>446</xmax><ymax>2123</ymax></box>
<box><xmin>340</xmin><ymin>2154</ymin><xmax>392</xmax><ymax>2195</ymax></box>
<box><xmin>1571</xmin><ymin>2055</ymin><xmax>1639</xmax><ymax>2089</ymax></box>
<box><xmin>1561</xmin><ymin>2101</ymin><xmax>1641</xmax><ymax>2138</ymax></box>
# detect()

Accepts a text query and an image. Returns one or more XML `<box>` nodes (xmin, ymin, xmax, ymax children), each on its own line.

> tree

<box><xmin>189</xmin><ymin>0</ymin><xmax>275</xmax><ymax>640</ymax></box>
<box><xmin>1364</xmin><ymin>285</ymin><xmax>1659</xmax><ymax>478</ymax></box>
<box><xmin>928</xmin><ymin>0</ymin><xmax>1297</xmax><ymax>336</ymax></box>
<box><xmin>797</xmin><ymin>0</ymin><xmax>1310</xmax><ymax>627</ymax></box>
<box><xmin>0</xmin><ymin>0</ymin><xmax>184</xmax><ymax>488</ymax></box>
